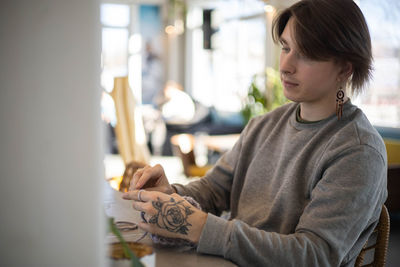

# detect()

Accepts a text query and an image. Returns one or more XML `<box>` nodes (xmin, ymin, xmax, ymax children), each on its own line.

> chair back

<box><xmin>170</xmin><ymin>134</ymin><xmax>212</xmax><ymax>177</ymax></box>
<box><xmin>355</xmin><ymin>205</ymin><xmax>390</xmax><ymax>267</ymax></box>
<box><xmin>119</xmin><ymin>161</ymin><xmax>146</xmax><ymax>192</ymax></box>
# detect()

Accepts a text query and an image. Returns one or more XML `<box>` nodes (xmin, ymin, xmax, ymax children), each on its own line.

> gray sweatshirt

<box><xmin>172</xmin><ymin>101</ymin><xmax>387</xmax><ymax>267</ymax></box>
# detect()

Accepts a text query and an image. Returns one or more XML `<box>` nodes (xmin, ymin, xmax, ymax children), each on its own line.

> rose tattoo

<box><xmin>149</xmin><ymin>197</ymin><xmax>194</xmax><ymax>235</ymax></box>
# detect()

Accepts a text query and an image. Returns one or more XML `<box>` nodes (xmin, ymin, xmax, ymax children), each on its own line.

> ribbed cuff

<box><xmin>171</xmin><ymin>183</ymin><xmax>186</xmax><ymax>195</ymax></box>
<box><xmin>196</xmin><ymin>213</ymin><xmax>232</xmax><ymax>257</ymax></box>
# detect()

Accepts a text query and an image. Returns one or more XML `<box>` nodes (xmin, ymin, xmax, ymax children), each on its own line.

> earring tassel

<box><xmin>336</xmin><ymin>88</ymin><xmax>344</xmax><ymax>120</ymax></box>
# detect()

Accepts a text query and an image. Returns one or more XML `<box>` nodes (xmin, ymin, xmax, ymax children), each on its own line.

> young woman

<box><xmin>123</xmin><ymin>0</ymin><xmax>387</xmax><ymax>266</ymax></box>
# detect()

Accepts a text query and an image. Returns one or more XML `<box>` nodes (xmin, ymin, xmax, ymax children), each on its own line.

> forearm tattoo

<box><xmin>149</xmin><ymin>197</ymin><xmax>194</xmax><ymax>235</ymax></box>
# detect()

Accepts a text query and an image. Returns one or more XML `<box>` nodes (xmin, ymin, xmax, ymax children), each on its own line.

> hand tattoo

<box><xmin>149</xmin><ymin>197</ymin><xmax>194</xmax><ymax>235</ymax></box>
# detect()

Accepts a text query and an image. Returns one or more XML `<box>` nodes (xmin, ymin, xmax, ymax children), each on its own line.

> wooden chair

<box><xmin>385</xmin><ymin>164</ymin><xmax>400</xmax><ymax>213</ymax></box>
<box><xmin>170</xmin><ymin>134</ymin><xmax>212</xmax><ymax>177</ymax></box>
<box><xmin>355</xmin><ymin>205</ymin><xmax>390</xmax><ymax>267</ymax></box>
<box><xmin>119</xmin><ymin>161</ymin><xmax>146</xmax><ymax>192</ymax></box>
<box><xmin>384</xmin><ymin>139</ymin><xmax>400</xmax><ymax>214</ymax></box>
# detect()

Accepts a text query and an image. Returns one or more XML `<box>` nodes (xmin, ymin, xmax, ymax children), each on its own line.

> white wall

<box><xmin>0</xmin><ymin>1</ymin><xmax>106</xmax><ymax>266</ymax></box>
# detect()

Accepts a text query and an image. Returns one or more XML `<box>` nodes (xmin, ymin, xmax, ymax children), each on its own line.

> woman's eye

<box><xmin>297</xmin><ymin>52</ymin><xmax>309</xmax><ymax>60</ymax></box>
<box><xmin>282</xmin><ymin>47</ymin><xmax>290</xmax><ymax>53</ymax></box>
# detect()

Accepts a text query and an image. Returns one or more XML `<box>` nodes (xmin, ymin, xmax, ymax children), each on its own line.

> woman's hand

<box><xmin>122</xmin><ymin>190</ymin><xmax>208</xmax><ymax>244</ymax></box>
<box><xmin>129</xmin><ymin>164</ymin><xmax>174</xmax><ymax>195</ymax></box>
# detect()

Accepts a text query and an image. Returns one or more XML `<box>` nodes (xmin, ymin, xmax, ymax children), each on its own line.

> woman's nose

<box><xmin>280</xmin><ymin>53</ymin><xmax>296</xmax><ymax>74</ymax></box>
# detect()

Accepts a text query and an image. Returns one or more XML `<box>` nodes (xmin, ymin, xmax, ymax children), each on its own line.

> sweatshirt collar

<box><xmin>290</xmin><ymin>99</ymin><xmax>355</xmax><ymax>129</ymax></box>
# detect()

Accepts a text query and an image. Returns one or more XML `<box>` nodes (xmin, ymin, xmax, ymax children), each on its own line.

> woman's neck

<box><xmin>299</xmin><ymin>96</ymin><xmax>348</xmax><ymax>122</ymax></box>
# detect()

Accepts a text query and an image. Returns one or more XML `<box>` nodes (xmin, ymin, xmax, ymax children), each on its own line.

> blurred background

<box><xmin>100</xmin><ymin>0</ymin><xmax>400</xmax><ymax>179</ymax></box>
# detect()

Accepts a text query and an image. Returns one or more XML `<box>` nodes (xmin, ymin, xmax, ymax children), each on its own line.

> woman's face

<box><xmin>279</xmin><ymin>18</ymin><xmax>343</xmax><ymax>105</ymax></box>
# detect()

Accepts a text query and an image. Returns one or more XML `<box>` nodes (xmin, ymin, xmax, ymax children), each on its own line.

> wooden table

<box><xmin>203</xmin><ymin>134</ymin><xmax>240</xmax><ymax>154</ymax></box>
<box><xmin>104</xmin><ymin>181</ymin><xmax>236</xmax><ymax>267</ymax></box>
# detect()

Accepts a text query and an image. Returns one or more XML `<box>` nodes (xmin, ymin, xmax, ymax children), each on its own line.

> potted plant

<box><xmin>241</xmin><ymin>67</ymin><xmax>288</xmax><ymax>124</ymax></box>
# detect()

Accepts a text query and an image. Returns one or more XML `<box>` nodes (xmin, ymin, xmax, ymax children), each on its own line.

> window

<box><xmin>101</xmin><ymin>3</ymin><xmax>130</xmax><ymax>92</ymax></box>
<box><xmin>353</xmin><ymin>0</ymin><xmax>400</xmax><ymax>128</ymax></box>
<box><xmin>187</xmin><ymin>0</ymin><xmax>266</xmax><ymax>112</ymax></box>
<box><xmin>100</xmin><ymin>3</ymin><xmax>165</xmax><ymax>126</ymax></box>
<box><xmin>100</xmin><ymin>3</ymin><xmax>130</xmax><ymax>126</ymax></box>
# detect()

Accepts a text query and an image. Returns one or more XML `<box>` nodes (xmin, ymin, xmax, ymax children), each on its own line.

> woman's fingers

<box><xmin>122</xmin><ymin>189</ymin><xmax>171</xmax><ymax>203</ymax></box>
<box><xmin>129</xmin><ymin>165</ymin><xmax>148</xmax><ymax>190</ymax></box>
<box><xmin>129</xmin><ymin>164</ymin><xmax>166</xmax><ymax>190</ymax></box>
<box><xmin>122</xmin><ymin>189</ymin><xmax>148</xmax><ymax>201</ymax></box>
<box><xmin>141</xmin><ymin>165</ymin><xmax>163</xmax><ymax>189</ymax></box>
<box><xmin>132</xmin><ymin>200</ymin><xmax>153</xmax><ymax>214</ymax></box>
<box><xmin>123</xmin><ymin>190</ymin><xmax>173</xmax><ymax>221</ymax></box>
<box><xmin>123</xmin><ymin>190</ymin><xmax>158</xmax><ymax>216</ymax></box>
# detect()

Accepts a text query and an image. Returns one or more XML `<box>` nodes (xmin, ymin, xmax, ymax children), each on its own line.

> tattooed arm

<box><xmin>122</xmin><ymin>190</ymin><xmax>207</xmax><ymax>243</ymax></box>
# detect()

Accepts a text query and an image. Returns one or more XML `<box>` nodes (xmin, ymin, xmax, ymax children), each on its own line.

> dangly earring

<box><xmin>336</xmin><ymin>85</ymin><xmax>345</xmax><ymax>120</ymax></box>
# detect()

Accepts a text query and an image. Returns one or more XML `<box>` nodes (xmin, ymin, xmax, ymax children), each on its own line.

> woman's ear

<box><xmin>338</xmin><ymin>61</ymin><xmax>353</xmax><ymax>80</ymax></box>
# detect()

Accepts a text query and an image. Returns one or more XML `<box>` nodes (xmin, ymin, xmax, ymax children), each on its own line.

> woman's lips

<box><xmin>283</xmin><ymin>79</ymin><xmax>299</xmax><ymax>88</ymax></box>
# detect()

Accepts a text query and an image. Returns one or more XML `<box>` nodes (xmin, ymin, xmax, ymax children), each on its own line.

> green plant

<box><xmin>168</xmin><ymin>0</ymin><xmax>186</xmax><ymax>19</ymax></box>
<box><xmin>241</xmin><ymin>67</ymin><xmax>288</xmax><ymax>123</ymax></box>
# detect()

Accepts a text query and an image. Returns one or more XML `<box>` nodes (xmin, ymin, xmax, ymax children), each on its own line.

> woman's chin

<box><xmin>283</xmin><ymin>89</ymin><xmax>299</xmax><ymax>102</ymax></box>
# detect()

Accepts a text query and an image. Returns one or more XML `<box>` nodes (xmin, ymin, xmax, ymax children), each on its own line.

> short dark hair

<box><xmin>272</xmin><ymin>0</ymin><xmax>372</xmax><ymax>94</ymax></box>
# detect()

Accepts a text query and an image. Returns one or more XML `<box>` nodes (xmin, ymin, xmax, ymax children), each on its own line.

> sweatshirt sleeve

<box><xmin>171</xmin><ymin>116</ymin><xmax>262</xmax><ymax>215</ymax></box>
<box><xmin>196</xmin><ymin>145</ymin><xmax>387</xmax><ymax>267</ymax></box>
